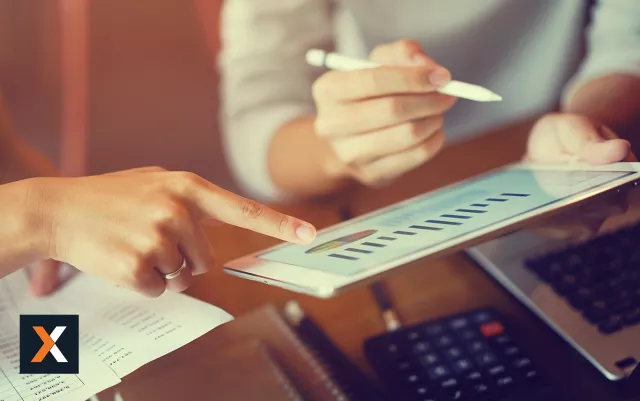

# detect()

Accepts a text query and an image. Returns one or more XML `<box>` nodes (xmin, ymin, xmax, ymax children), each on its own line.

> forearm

<box><xmin>564</xmin><ymin>74</ymin><xmax>640</xmax><ymax>145</ymax></box>
<box><xmin>0</xmin><ymin>95</ymin><xmax>58</xmax><ymax>184</ymax></box>
<box><xmin>0</xmin><ymin>179</ymin><xmax>51</xmax><ymax>278</ymax></box>
<box><xmin>268</xmin><ymin>116</ymin><xmax>352</xmax><ymax>198</ymax></box>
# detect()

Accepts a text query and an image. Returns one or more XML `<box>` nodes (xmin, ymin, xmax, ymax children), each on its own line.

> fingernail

<box><xmin>295</xmin><ymin>223</ymin><xmax>317</xmax><ymax>243</ymax></box>
<box><xmin>429</xmin><ymin>67</ymin><xmax>451</xmax><ymax>87</ymax></box>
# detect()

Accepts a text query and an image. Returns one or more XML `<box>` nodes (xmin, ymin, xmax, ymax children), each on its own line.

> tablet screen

<box><xmin>259</xmin><ymin>168</ymin><xmax>633</xmax><ymax>276</ymax></box>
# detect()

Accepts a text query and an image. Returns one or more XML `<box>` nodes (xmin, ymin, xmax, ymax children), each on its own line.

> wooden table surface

<box><xmin>114</xmin><ymin>120</ymin><xmax>637</xmax><ymax>401</ymax></box>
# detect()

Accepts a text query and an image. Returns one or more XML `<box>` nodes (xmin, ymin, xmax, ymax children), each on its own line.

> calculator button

<box><xmin>480</xmin><ymin>322</ymin><xmax>504</xmax><ymax>337</ymax></box>
<box><xmin>514</xmin><ymin>357</ymin><xmax>532</xmax><ymax>368</ymax></box>
<box><xmin>413</xmin><ymin>341</ymin><xmax>431</xmax><ymax>354</ymax></box>
<box><xmin>445</xmin><ymin>347</ymin><xmax>464</xmax><ymax>359</ymax></box>
<box><xmin>472</xmin><ymin>310</ymin><xmax>493</xmax><ymax>323</ymax></box>
<box><xmin>466</xmin><ymin>371</ymin><xmax>482</xmax><ymax>381</ymax></box>
<box><xmin>397</xmin><ymin>361</ymin><xmax>413</xmax><ymax>371</ymax></box>
<box><xmin>471</xmin><ymin>382</ymin><xmax>490</xmax><ymax>396</ymax></box>
<box><xmin>436</xmin><ymin>334</ymin><xmax>455</xmax><ymax>347</ymax></box>
<box><xmin>428</xmin><ymin>365</ymin><xmax>451</xmax><ymax>380</ymax></box>
<box><xmin>504</xmin><ymin>345</ymin><xmax>520</xmax><ymax>357</ymax></box>
<box><xmin>440</xmin><ymin>378</ymin><xmax>459</xmax><ymax>389</ymax></box>
<box><xmin>420</xmin><ymin>352</ymin><xmax>441</xmax><ymax>366</ymax></box>
<box><xmin>494</xmin><ymin>334</ymin><xmax>511</xmax><ymax>345</ymax></box>
<box><xmin>450</xmin><ymin>317</ymin><xmax>469</xmax><ymax>330</ymax></box>
<box><xmin>408</xmin><ymin>331</ymin><xmax>421</xmax><ymax>341</ymax></box>
<box><xmin>495</xmin><ymin>375</ymin><xmax>515</xmax><ymax>389</ymax></box>
<box><xmin>407</xmin><ymin>373</ymin><xmax>422</xmax><ymax>384</ymax></box>
<box><xmin>459</xmin><ymin>329</ymin><xmax>478</xmax><ymax>341</ymax></box>
<box><xmin>476</xmin><ymin>351</ymin><xmax>498</xmax><ymax>367</ymax></box>
<box><xmin>416</xmin><ymin>386</ymin><xmax>429</xmax><ymax>396</ymax></box>
<box><xmin>453</xmin><ymin>358</ymin><xmax>474</xmax><ymax>373</ymax></box>
<box><xmin>425</xmin><ymin>323</ymin><xmax>446</xmax><ymax>336</ymax></box>
<box><xmin>468</xmin><ymin>340</ymin><xmax>486</xmax><ymax>353</ymax></box>
<box><xmin>488</xmin><ymin>365</ymin><xmax>506</xmax><ymax>376</ymax></box>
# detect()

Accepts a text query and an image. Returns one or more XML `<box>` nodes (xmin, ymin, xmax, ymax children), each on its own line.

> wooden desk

<box><xmin>114</xmin><ymin>121</ymin><xmax>634</xmax><ymax>401</ymax></box>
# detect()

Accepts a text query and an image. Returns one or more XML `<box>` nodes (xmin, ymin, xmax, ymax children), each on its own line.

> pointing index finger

<box><xmin>186</xmin><ymin>178</ymin><xmax>317</xmax><ymax>244</ymax></box>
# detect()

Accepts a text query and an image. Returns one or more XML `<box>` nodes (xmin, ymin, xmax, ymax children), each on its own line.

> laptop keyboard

<box><xmin>525</xmin><ymin>221</ymin><xmax>640</xmax><ymax>335</ymax></box>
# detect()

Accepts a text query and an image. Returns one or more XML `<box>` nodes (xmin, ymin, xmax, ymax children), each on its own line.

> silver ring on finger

<box><xmin>163</xmin><ymin>257</ymin><xmax>188</xmax><ymax>280</ymax></box>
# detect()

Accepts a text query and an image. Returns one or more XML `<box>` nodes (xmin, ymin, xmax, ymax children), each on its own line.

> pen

<box><xmin>306</xmin><ymin>49</ymin><xmax>502</xmax><ymax>103</ymax></box>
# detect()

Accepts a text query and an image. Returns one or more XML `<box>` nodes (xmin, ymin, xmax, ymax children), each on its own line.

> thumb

<box><xmin>30</xmin><ymin>259</ymin><xmax>61</xmax><ymax>296</ymax></box>
<box><xmin>556</xmin><ymin>116</ymin><xmax>631</xmax><ymax>164</ymax></box>
<box><xmin>577</xmin><ymin>125</ymin><xmax>634</xmax><ymax>164</ymax></box>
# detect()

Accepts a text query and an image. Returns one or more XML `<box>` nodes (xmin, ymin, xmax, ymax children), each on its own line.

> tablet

<box><xmin>224</xmin><ymin>162</ymin><xmax>640</xmax><ymax>298</ymax></box>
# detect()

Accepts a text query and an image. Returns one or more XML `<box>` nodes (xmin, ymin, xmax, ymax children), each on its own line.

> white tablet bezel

<box><xmin>223</xmin><ymin>162</ymin><xmax>640</xmax><ymax>298</ymax></box>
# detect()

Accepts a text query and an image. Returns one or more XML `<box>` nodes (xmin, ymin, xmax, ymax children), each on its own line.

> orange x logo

<box><xmin>31</xmin><ymin>326</ymin><xmax>55</xmax><ymax>363</ymax></box>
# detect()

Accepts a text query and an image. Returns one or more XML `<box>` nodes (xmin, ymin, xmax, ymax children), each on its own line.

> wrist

<box><xmin>18</xmin><ymin>177</ymin><xmax>59</xmax><ymax>260</ymax></box>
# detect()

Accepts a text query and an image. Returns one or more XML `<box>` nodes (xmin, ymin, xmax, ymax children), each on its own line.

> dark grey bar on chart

<box><xmin>501</xmin><ymin>193</ymin><xmax>530</xmax><ymax>197</ymax></box>
<box><xmin>378</xmin><ymin>236</ymin><xmax>397</xmax><ymax>241</ymax></box>
<box><xmin>362</xmin><ymin>242</ymin><xmax>386</xmax><ymax>248</ymax></box>
<box><xmin>471</xmin><ymin>203</ymin><xmax>489</xmax><ymax>207</ymax></box>
<box><xmin>485</xmin><ymin>198</ymin><xmax>508</xmax><ymax>202</ymax></box>
<box><xmin>394</xmin><ymin>231</ymin><xmax>417</xmax><ymax>236</ymax></box>
<box><xmin>426</xmin><ymin>220</ymin><xmax>462</xmax><ymax>226</ymax></box>
<box><xmin>410</xmin><ymin>225</ymin><xmax>442</xmax><ymax>231</ymax></box>
<box><xmin>329</xmin><ymin>253</ymin><xmax>358</xmax><ymax>261</ymax></box>
<box><xmin>456</xmin><ymin>209</ymin><xmax>487</xmax><ymax>214</ymax></box>
<box><xmin>345</xmin><ymin>248</ymin><xmax>373</xmax><ymax>254</ymax></box>
<box><xmin>441</xmin><ymin>214</ymin><xmax>471</xmax><ymax>220</ymax></box>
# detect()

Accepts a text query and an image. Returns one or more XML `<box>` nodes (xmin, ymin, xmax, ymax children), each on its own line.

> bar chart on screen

<box><xmin>259</xmin><ymin>168</ymin><xmax>632</xmax><ymax>276</ymax></box>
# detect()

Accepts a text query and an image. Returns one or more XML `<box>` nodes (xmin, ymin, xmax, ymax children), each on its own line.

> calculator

<box><xmin>363</xmin><ymin>308</ymin><xmax>570</xmax><ymax>401</ymax></box>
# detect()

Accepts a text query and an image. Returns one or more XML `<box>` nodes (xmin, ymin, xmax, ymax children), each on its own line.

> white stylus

<box><xmin>306</xmin><ymin>49</ymin><xmax>502</xmax><ymax>103</ymax></box>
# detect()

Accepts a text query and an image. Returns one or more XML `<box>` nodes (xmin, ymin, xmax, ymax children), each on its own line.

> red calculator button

<box><xmin>480</xmin><ymin>322</ymin><xmax>504</xmax><ymax>337</ymax></box>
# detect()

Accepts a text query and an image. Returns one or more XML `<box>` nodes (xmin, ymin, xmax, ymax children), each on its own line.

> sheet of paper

<box><xmin>0</xmin><ymin>276</ymin><xmax>121</xmax><ymax>401</ymax></box>
<box><xmin>4</xmin><ymin>269</ymin><xmax>233</xmax><ymax>378</ymax></box>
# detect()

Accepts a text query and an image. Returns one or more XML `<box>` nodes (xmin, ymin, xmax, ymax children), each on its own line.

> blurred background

<box><xmin>0</xmin><ymin>0</ymin><xmax>238</xmax><ymax>192</ymax></box>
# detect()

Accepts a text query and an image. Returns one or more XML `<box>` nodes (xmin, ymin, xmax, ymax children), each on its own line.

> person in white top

<box><xmin>219</xmin><ymin>0</ymin><xmax>640</xmax><ymax>202</ymax></box>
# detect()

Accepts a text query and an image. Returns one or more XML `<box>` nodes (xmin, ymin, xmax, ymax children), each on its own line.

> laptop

<box><xmin>467</xmin><ymin>188</ymin><xmax>640</xmax><ymax>381</ymax></box>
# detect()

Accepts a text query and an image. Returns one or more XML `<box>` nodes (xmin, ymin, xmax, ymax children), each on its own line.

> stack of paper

<box><xmin>0</xmin><ymin>268</ymin><xmax>233</xmax><ymax>401</ymax></box>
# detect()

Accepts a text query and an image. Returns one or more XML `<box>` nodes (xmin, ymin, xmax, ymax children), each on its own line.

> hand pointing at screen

<box><xmin>1</xmin><ymin>167</ymin><xmax>317</xmax><ymax>297</ymax></box>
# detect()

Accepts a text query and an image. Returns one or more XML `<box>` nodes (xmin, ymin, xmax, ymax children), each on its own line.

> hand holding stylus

<box><xmin>310</xmin><ymin>40</ymin><xmax>457</xmax><ymax>187</ymax></box>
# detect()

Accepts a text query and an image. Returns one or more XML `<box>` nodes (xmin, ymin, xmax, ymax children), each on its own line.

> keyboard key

<box><xmin>413</xmin><ymin>341</ymin><xmax>431</xmax><ymax>354</ymax></box>
<box><xmin>428</xmin><ymin>365</ymin><xmax>451</xmax><ymax>380</ymax></box>
<box><xmin>480</xmin><ymin>322</ymin><xmax>504</xmax><ymax>337</ymax></box>
<box><xmin>445</xmin><ymin>347</ymin><xmax>464</xmax><ymax>359</ymax></box>
<box><xmin>476</xmin><ymin>352</ymin><xmax>498</xmax><ymax>367</ymax></box>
